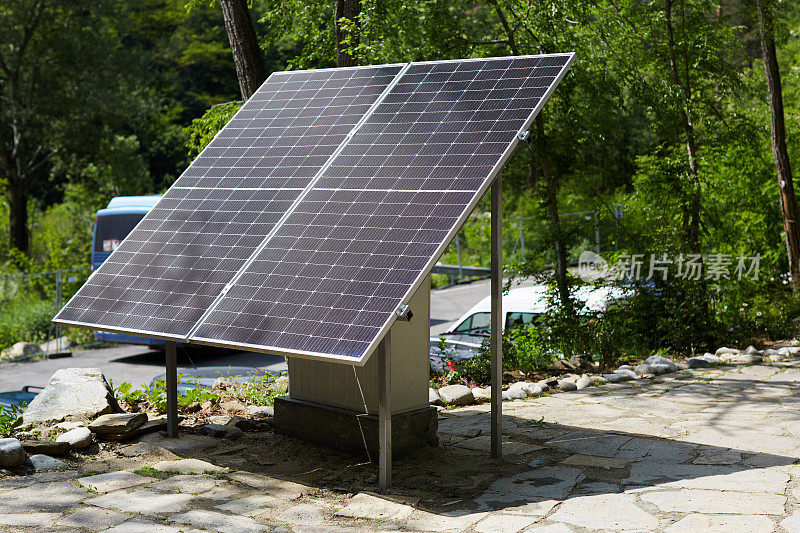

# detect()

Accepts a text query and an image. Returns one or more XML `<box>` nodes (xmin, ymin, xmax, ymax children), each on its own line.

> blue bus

<box><xmin>92</xmin><ymin>195</ymin><xmax>163</xmax><ymax>347</ymax></box>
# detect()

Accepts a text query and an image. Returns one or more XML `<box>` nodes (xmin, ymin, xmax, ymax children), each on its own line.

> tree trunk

<box><xmin>756</xmin><ymin>0</ymin><xmax>800</xmax><ymax>292</ymax></box>
<box><xmin>219</xmin><ymin>0</ymin><xmax>267</xmax><ymax>101</ymax></box>
<box><xmin>7</xmin><ymin>178</ymin><xmax>28</xmax><ymax>254</ymax></box>
<box><xmin>335</xmin><ymin>0</ymin><xmax>361</xmax><ymax>67</ymax></box>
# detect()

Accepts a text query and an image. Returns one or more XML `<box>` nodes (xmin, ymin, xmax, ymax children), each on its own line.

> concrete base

<box><xmin>274</xmin><ymin>396</ymin><xmax>438</xmax><ymax>459</ymax></box>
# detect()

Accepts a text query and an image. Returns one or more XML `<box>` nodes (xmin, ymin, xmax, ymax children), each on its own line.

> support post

<box><xmin>491</xmin><ymin>174</ymin><xmax>503</xmax><ymax>458</ymax></box>
<box><xmin>455</xmin><ymin>233</ymin><xmax>463</xmax><ymax>281</ymax></box>
<box><xmin>166</xmin><ymin>341</ymin><xmax>178</xmax><ymax>438</ymax></box>
<box><xmin>378</xmin><ymin>330</ymin><xmax>392</xmax><ymax>490</ymax></box>
<box><xmin>594</xmin><ymin>211</ymin><xmax>601</xmax><ymax>254</ymax></box>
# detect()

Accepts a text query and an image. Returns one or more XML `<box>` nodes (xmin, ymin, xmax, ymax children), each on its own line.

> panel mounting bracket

<box><xmin>395</xmin><ymin>304</ymin><xmax>413</xmax><ymax>322</ymax></box>
<box><xmin>517</xmin><ymin>130</ymin><xmax>531</xmax><ymax>143</ymax></box>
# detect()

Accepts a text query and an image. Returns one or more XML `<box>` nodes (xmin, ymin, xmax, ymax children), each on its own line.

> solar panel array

<box><xmin>56</xmin><ymin>54</ymin><xmax>574</xmax><ymax>363</ymax></box>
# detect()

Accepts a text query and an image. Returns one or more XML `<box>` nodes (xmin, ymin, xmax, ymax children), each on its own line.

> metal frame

<box><xmin>55</xmin><ymin>54</ymin><xmax>576</xmax><ymax>368</ymax></box>
<box><xmin>490</xmin><ymin>175</ymin><xmax>503</xmax><ymax>458</ymax></box>
<box><xmin>166</xmin><ymin>341</ymin><xmax>178</xmax><ymax>438</ymax></box>
<box><xmin>378</xmin><ymin>330</ymin><xmax>391</xmax><ymax>490</ymax></box>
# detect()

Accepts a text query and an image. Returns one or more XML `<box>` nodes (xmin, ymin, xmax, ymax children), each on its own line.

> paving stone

<box><xmin>104</xmin><ymin>519</ymin><xmax>189</xmax><ymax>533</ymax></box>
<box><xmin>20</xmin><ymin>439</ymin><xmax>71</xmax><ymax>455</ymax></box>
<box><xmin>200</xmin><ymin>423</ymin><xmax>244</xmax><ymax>440</ymax></box>
<box><xmin>27</xmin><ymin>454</ymin><xmax>68</xmax><ymax>471</ymax></box>
<box><xmin>403</xmin><ymin>509</ymin><xmax>488</xmax><ymax>532</ymax></box>
<box><xmin>664</xmin><ymin>513</ymin><xmax>776</xmax><ymax>532</ymax></box>
<box><xmin>0</xmin><ymin>512</ymin><xmax>62</xmax><ymax>527</ymax></box>
<box><xmin>544</xmin><ymin>431</ymin><xmax>630</xmax><ymax>457</ymax></box>
<box><xmin>474</xmin><ymin>513</ymin><xmax>538</xmax><ymax>533</ymax></box>
<box><xmin>639</xmin><ymin>488</ymin><xmax>785</xmax><ymax>514</ymax></box>
<box><xmin>692</xmin><ymin>448</ymin><xmax>743</xmax><ymax>465</ymax></box>
<box><xmin>149</xmin><ymin>474</ymin><xmax>226</xmax><ymax>494</ymax></box>
<box><xmin>86</xmin><ymin>489</ymin><xmax>194</xmax><ymax>516</ymax></box>
<box><xmin>335</xmin><ymin>492</ymin><xmax>414</xmax><ymax>520</ymax></box>
<box><xmin>171</xmin><ymin>509</ymin><xmax>270</xmax><ymax>533</ymax></box>
<box><xmin>614</xmin><ymin>437</ymin><xmax>696</xmax><ymax>463</ymax></box>
<box><xmin>522</xmin><ymin>525</ymin><xmax>574</xmax><ymax>533</ymax></box>
<box><xmin>437</xmin><ymin>415</ymin><xmax>516</xmax><ymax>437</ymax></box>
<box><xmin>89</xmin><ymin>412</ymin><xmax>147</xmax><ymax>434</ymax></box>
<box><xmin>152</xmin><ymin>458</ymin><xmax>229</xmax><ymax>474</ymax></box>
<box><xmin>275</xmin><ymin>503</ymin><xmax>328</xmax><ymax>526</ymax></box>
<box><xmin>547</xmin><ymin>493</ymin><xmax>659</xmax><ymax>530</ymax></box>
<box><xmin>561</xmin><ymin>454</ymin><xmax>628</xmax><ymax>469</ymax></box>
<box><xmin>454</xmin><ymin>435</ymin><xmax>542</xmax><ymax>455</ymax></box>
<box><xmin>0</xmin><ymin>481</ymin><xmax>90</xmax><ymax>512</ymax></box>
<box><xmin>216</xmin><ymin>495</ymin><xmax>282</xmax><ymax>515</ymax></box>
<box><xmin>625</xmin><ymin>462</ymin><xmax>790</xmax><ymax>493</ymax></box>
<box><xmin>57</xmin><ymin>507</ymin><xmax>129</xmax><ymax>530</ymax></box>
<box><xmin>227</xmin><ymin>471</ymin><xmax>306</xmax><ymax>499</ymax></box>
<box><xmin>137</xmin><ymin>433</ymin><xmax>219</xmax><ymax>453</ymax></box>
<box><xmin>781</xmin><ymin>511</ymin><xmax>800</xmax><ymax>532</ymax></box>
<box><xmin>78</xmin><ymin>471</ymin><xmax>153</xmax><ymax>493</ymax></box>
<box><xmin>475</xmin><ymin>466</ymin><xmax>583</xmax><ymax>514</ymax></box>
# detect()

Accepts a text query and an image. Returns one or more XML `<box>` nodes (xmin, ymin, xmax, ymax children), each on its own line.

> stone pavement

<box><xmin>4</xmin><ymin>360</ymin><xmax>800</xmax><ymax>531</ymax></box>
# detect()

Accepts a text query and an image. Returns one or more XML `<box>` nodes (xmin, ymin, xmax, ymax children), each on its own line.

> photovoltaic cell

<box><xmin>54</xmin><ymin>64</ymin><xmax>403</xmax><ymax>339</ymax></box>
<box><xmin>191</xmin><ymin>54</ymin><xmax>574</xmax><ymax>360</ymax></box>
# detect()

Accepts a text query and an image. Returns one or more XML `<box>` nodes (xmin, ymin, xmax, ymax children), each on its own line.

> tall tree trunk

<box><xmin>219</xmin><ymin>0</ymin><xmax>267</xmax><ymax>101</ymax></box>
<box><xmin>664</xmin><ymin>0</ymin><xmax>702</xmax><ymax>255</ymax></box>
<box><xmin>756</xmin><ymin>0</ymin><xmax>800</xmax><ymax>292</ymax></box>
<box><xmin>335</xmin><ymin>0</ymin><xmax>361</xmax><ymax>67</ymax></box>
<box><xmin>7</xmin><ymin>178</ymin><xmax>28</xmax><ymax>254</ymax></box>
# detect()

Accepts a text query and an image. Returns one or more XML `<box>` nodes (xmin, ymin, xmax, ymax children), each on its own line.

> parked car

<box><xmin>0</xmin><ymin>386</ymin><xmax>41</xmax><ymax>414</ymax></box>
<box><xmin>429</xmin><ymin>285</ymin><xmax>628</xmax><ymax>370</ymax></box>
<box><xmin>91</xmin><ymin>195</ymin><xmax>163</xmax><ymax>348</ymax></box>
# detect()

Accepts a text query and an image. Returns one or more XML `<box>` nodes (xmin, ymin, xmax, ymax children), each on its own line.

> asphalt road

<box><xmin>0</xmin><ymin>276</ymin><xmax>536</xmax><ymax>391</ymax></box>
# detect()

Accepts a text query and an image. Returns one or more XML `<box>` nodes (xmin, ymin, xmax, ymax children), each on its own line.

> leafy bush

<box><xmin>0</xmin><ymin>403</ymin><xmax>24</xmax><ymax>437</ymax></box>
<box><xmin>0</xmin><ymin>298</ymin><xmax>54</xmax><ymax>351</ymax></box>
<box><xmin>228</xmin><ymin>373</ymin><xmax>287</xmax><ymax>406</ymax></box>
<box><xmin>115</xmin><ymin>378</ymin><xmax>219</xmax><ymax>414</ymax></box>
<box><xmin>65</xmin><ymin>326</ymin><xmax>96</xmax><ymax>347</ymax></box>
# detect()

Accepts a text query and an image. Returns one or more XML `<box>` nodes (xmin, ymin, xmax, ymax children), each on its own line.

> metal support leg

<box><xmin>378</xmin><ymin>330</ymin><xmax>392</xmax><ymax>490</ymax></box>
<box><xmin>491</xmin><ymin>174</ymin><xmax>503</xmax><ymax>458</ymax></box>
<box><xmin>166</xmin><ymin>341</ymin><xmax>178</xmax><ymax>438</ymax></box>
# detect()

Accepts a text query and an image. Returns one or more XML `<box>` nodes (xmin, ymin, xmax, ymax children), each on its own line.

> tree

<box><xmin>335</xmin><ymin>0</ymin><xmax>361</xmax><ymax>66</ymax></box>
<box><xmin>218</xmin><ymin>0</ymin><xmax>267</xmax><ymax>100</ymax></box>
<box><xmin>755</xmin><ymin>0</ymin><xmax>800</xmax><ymax>292</ymax></box>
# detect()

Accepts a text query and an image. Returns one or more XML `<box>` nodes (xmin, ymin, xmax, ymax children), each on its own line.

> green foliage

<box><xmin>115</xmin><ymin>377</ymin><xmax>219</xmax><ymax>414</ymax></box>
<box><xmin>186</xmin><ymin>102</ymin><xmax>243</xmax><ymax>158</ymax></box>
<box><xmin>0</xmin><ymin>404</ymin><xmax>25</xmax><ymax>438</ymax></box>
<box><xmin>133</xmin><ymin>465</ymin><xmax>176</xmax><ymax>479</ymax></box>
<box><xmin>0</xmin><ymin>298</ymin><xmax>54</xmax><ymax>352</ymax></box>
<box><xmin>228</xmin><ymin>373</ymin><xmax>287</xmax><ymax>406</ymax></box>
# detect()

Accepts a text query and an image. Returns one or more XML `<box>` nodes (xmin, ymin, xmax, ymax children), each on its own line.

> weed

<box><xmin>133</xmin><ymin>466</ymin><xmax>175</xmax><ymax>479</ymax></box>
<box><xmin>0</xmin><ymin>403</ymin><xmax>25</xmax><ymax>437</ymax></box>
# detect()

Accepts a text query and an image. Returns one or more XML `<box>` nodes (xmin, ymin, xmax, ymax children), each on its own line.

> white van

<box><xmin>429</xmin><ymin>284</ymin><xmax>626</xmax><ymax>369</ymax></box>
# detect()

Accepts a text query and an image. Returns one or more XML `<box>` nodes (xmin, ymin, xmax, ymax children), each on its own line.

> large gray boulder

<box><xmin>22</xmin><ymin>368</ymin><xmax>121</xmax><ymax>426</ymax></box>
<box><xmin>0</xmin><ymin>438</ymin><xmax>26</xmax><ymax>468</ymax></box>
<box><xmin>437</xmin><ymin>384</ymin><xmax>474</xmax><ymax>406</ymax></box>
<box><xmin>1</xmin><ymin>342</ymin><xmax>41</xmax><ymax>360</ymax></box>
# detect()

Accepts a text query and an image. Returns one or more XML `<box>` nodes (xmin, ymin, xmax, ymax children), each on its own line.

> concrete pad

<box><xmin>475</xmin><ymin>466</ymin><xmax>583</xmax><ymax>514</ymax></box>
<box><xmin>335</xmin><ymin>492</ymin><xmax>414</xmax><ymax>520</ymax></box>
<box><xmin>474</xmin><ymin>513</ymin><xmax>538</xmax><ymax>533</ymax></box>
<box><xmin>104</xmin><ymin>519</ymin><xmax>189</xmax><ymax>533</ymax></box>
<box><xmin>0</xmin><ymin>481</ymin><xmax>90</xmax><ymax>512</ymax></box>
<box><xmin>216</xmin><ymin>495</ymin><xmax>281</xmax><ymax>515</ymax></box>
<box><xmin>149</xmin><ymin>474</ymin><xmax>225</xmax><ymax>494</ymax></box>
<box><xmin>137</xmin><ymin>433</ymin><xmax>219</xmax><ymax>453</ymax></box>
<box><xmin>522</xmin><ymin>525</ymin><xmax>575</xmax><ymax>533</ymax></box>
<box><xmin>86</xmin><ymin>489</ymin><xmax>194</xmax><ymax>516</ymax></box>
<box><xmin>561</xmin><ymin>454</ymin><xmax>628</xmax><ymax>470</ymax></box>
<box><xmin>665</xmin><ymin>513</ymin><xmax>776</xmax><ymax>532</ymax></box>
<box><xmin>152</xmin><ymin>458</ymin><xmax>229</xmax><ymax>474</ymax></box>
<box><xmin>454</xmin><ymin>435</ymin><xmax>542</xmax><ymax>455</ymax></box>
<box><xmin>543</xmin><ymin>431</ymin><xmax>630</xmax><ymax>457</ymax></box>
<box><xmin>546</xmin><ymin>493</ymin><xmax>658</xmax><ymax>530</ymax></box>
<box><xmin>0</xmin><ymin>512</ymin><xmax>62</xmax><ymax>527</ymax></box>
<box><xmin>625</xmin><ymin>462</ymin><xmax>789</xmax><ymax>493</ymax></box>
<box><xmin>57</xmin><ymin>507</ymin><xmax>129</xmax><ymax>530</ymax></box>
<box><xmin>275</xmin><ymin>503</ymin><xmax>328</xmax><ymax>526</ymax></box>
<box><xmin>171</xmin><ymin>509</ymin><xmax>270</xmax><ymax>533</ymax></box>
<box><xmin>404</xmin><ymin>509</ymin><xmax>488</xmax><ymax>532</ymax></box>
<box><xmin>781</xmin><ymin>512</ymin><xmax>800</xmax><ymax>532</ymax></box>
<box><xmin>77</xmin><ymin>471</ymin><xmax>153</xmax><ymax>493</ymax></box>
<box><xmin>614</xmin><ymin>437</ymin><xmax>696</xmax><ymax>463</ymax></box>
<box><xmin>227</xmin><ymin>472</ymin><xmax>306</xmax><ymax>499</ymax></box>
<box><xmin>437</xmin><ymin>415</ymin><xmax>516</xmax><ymax>437</ymax></box>
<box><xmin>640</xmin><ymin>489</ymin><xmax>785</xmax><ymax>515</ymax></box>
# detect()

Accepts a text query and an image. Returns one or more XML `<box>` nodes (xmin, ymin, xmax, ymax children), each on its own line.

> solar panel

<box><xmin>54</xmin><ymin>64</ymin><xmax>404</xmax><ymax>339</ymax></box>
<box><xmin>190</xmin><ymin>54</ymin><xmax>574</xmax><ymax>361</ymax></box>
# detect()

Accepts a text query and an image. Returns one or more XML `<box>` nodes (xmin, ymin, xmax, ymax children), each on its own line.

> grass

<box><xmin>228</xmin><ymin>372</ymin><xmax>287</xmax><ymax>406</ymax></box>
<box><xmin>133</xmin><ymin>466</ymin><xmax>176</xmax><ymax>479</ymax></box>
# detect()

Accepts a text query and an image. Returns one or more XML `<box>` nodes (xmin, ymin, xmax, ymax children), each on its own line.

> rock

<box><xmin>715</xmin><ymin>346</ymin><xmax>740</xmax><ymax>356</ymax></box>
<box><xmin>633</xmin><ymin>364</ymin><xmax>652</xmax><ymax>376</ymax></box>
<box><xmin>686</xmin><ymin>357</ymin><xmax>711</xmax><ymax>369</ymax></box>
<box><xmin>26</xmin><ymin>454</ymin><xmax>67</xmax><ymax>472</ymax></box>
<box><xmin>437</xmin><ymin>384</ymin><xmax>474</xmax><ymax>406</ymax></box>
<box><xmin>763</xmin><ymin>348</ymin><xmax>779</xmax><ymax>357</ymax></box>
<box><xmin>560</xmin><ymin>374</ymin><xmax>581</xmax><ymax>384</ymax></box>
<box><xmin>89</xmin><ymin>412</ymin><xmax>147</xmax><ymax>434</ymax></box>
<box><xmin>558</xmin><ymin>380</ymin><xmax>578</xmax><ymax>391</ymax></box>
<box><xmin>100</xmin><ymin>417</ymin><xmax>167</xmax><ymax>442</ymax></box>
<box><xmin>54</xmin><ymin>421</ymin><xmax>84</xmax><ymax>431</ymax></box>
<box><xmin>22</xmin><ymin>368</ymin><xmax>120</xmax><ymax>426</ymax></box>
<box><xmin>201</xmin><ymin>400</ymin><xmax>215</xmax><ymax>410</ymax></box>
<box><xmin>744</xmin><ymin>345</ymin><xmax>761</xmax><ymax>355</ymax></box>
<box><xmin>472</xmin><ymin>386</ymin><xmax>492</xmax><ymax>400</ymax></box>
<box><xmin>56</xmin><ymin>427</ymin><xmax>93</xmax><ymax>449</ymax></box>
<box><xmin>732</xmin><ymin>353</ymin><xmax>762</xmax><ymax>364</ymax></box>
<box><xmin>200</xmin><ymin>424</ymin><xmax>244</xmax><ymax>440</ymax></box>
<box><xmin>602</xmin><ymin>373</ymin><xmax>632</xmax><ymax>383</ymax></box>
<box><xmin>618</xmin><ymin>365</ymin><xmax>634</xmax><ymax>371</ymax></box>
<box><xmin>220</xmin><ymin>399</ymin><xmax>247</xmax><ymax>414</ymax></box>
<box><xmin>209</xmin><ymin>415</ymin><xmax>234</xmax><ymax>426</ymax></box>
<box><xmin>153</xmin><ymin>458</ymin><xmax>229</xmax><ymax>474</ymax></box>
<box><xmin>543</xmin><ymin>376</ymin><xmax>559</xmax><ymax>388</ymax></box>
<box><xmin>649</xmin><ymin>363</ymin><xmax>673</xmax><ymax>375</ymax></box>
<box><xmin>428</xmin><ymin>388</ymin><xmax>442</xmax><ymax>406</ymax></box>
<box><xmin>700</xmin><ymin>353</ymin><xmax>720</xmax><ymax>363</ymax></box>
<box><xmin>502</xmin><ymin>388</ymin><xmax>527</xmax><ymax>400</ymax></box>
<box><xmin>275</xmin><ymin>375</ymin><xmax>289</xmax><ymax>389</ymax></box>
<box><xmin>644</xmin><ymin>355</ymin><xmax>678</xmax><ymax>370</ymax></box>
<box><xmin>676</xmin><ymin>362</ymin><xmax>689</xmax><ymax>370</ymax></box>
<box><xmin>2</xmin><ymin>341</ymin><xmax>42</xmax><ymax>359</ymax></box>
<box><xmin>786</xmin><ymin>346</ymin><xmax>800</xmax><ymax>356</ymax></box>
<box><xmin>247</xmin><ymin>405</ymin><xmax>274</xmax><ymax>418</ymax></box>
<box><xmin>0</xmin><ymin>438</ymin><xmax>27</xmax><ymax>468</ymax></box>
<box><xmin>20</xmin><ymin>439</ymin><xmax>70</xmax><ymax>456</ymax></box>
<box><xmin>592</xmin><ymin>375</ymin><xmax>608</xmax><ymax>384</ymax></box>
<box><xmin>522</xmin><ymin>383</ymin><xmax>544</xmax><ymax>396</ymax></box>
<box><xmin>774</xmin><ymin>343</ymin><xmax>786</xmax><ymax>349</ymax></box>
<box><xmin>576</xmin><ymin>376</ymin><xmax>593</xmax><ymax>390</ymax></box>
<box><xmin>613</xmin><ymin>368</ymin><xmax>638</xmax><ymax>379</ymax></box>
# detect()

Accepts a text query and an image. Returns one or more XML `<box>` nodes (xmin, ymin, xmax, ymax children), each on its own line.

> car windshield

<box><xmin>506</xmin><ymin>312</ymin><xmax>539</xmax><ymax>330</ymax></box>
<box><xmin>452</xmin><ymin>312</ymin><xmax>491</xmax><ymax>334</ymax></box>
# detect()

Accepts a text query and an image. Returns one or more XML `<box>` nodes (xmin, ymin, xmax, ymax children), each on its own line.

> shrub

<box><xmin>0</xmin><ymin>298</ymin><xmax>54</xmax><ymax>351</ymax></box>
